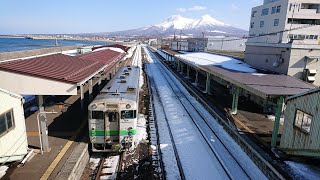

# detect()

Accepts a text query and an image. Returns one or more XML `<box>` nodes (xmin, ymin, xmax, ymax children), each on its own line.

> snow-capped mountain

<box><xmin>102</xmin><ymin>15</ymin><xmax>247</xmax><ymax>38</ymax></box>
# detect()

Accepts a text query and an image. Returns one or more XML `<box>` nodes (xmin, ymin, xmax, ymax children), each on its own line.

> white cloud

<box><xmin>177</xmin><ymin>6</ymin><xmax>207</xmax><ymax>12</ymax></box>
<box><xmin>231</xmin><ymin>3</ymin><xmax>239</xmax><ymax>10</ymax></box>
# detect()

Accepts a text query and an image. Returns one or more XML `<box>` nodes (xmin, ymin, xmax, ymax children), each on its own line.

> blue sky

<box><xmin>0</xmin><ymin>0</ymin><xmax>263</xmax><ymax>34</ymax></box>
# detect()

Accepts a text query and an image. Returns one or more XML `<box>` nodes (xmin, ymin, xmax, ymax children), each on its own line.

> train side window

<box><xmin>92</xmin><ymin>111</ymin><xmax>104</xmax><ymax>119</ymax></box>
<box><xmin>108</xmin><ymin>112</ymin><xmax>119</xmax><ymax>122</ymax></box>
<box><xmin>121</xmin><ymin>110</ymin><xmax>137</xmax><ymax>119</ymax></box>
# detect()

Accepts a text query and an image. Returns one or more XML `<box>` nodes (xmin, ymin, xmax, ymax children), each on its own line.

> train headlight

<box><xmin>126</xmin><ymin>104</ymin><xmax>131</xmax><ymax>109</ymax></box>
<box><xmin>91</xmin><ymin>104</ymin><xmax>97</xmax><ymax>109</ymax></box>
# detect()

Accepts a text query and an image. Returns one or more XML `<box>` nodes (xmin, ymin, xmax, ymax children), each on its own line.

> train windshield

<box><xmin>108</xmin><ymin>112</ymin><xmax>119</xmax><ymax>122</ymax></box>
<box><xmin>91</xmin><ymin>111</ymin><xmax>104</xmax><ymax>119</ymax></box>
<box><xmin>121</xmin><ymin>110</ymin><xmax>137</xmax><ymax>119</ymax></box>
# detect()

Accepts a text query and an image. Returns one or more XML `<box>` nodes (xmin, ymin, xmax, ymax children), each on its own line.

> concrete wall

<box><xmin>280</xmin><ymin>91</ymin><xmax>320</xmax><ymax>151</ymax></box>
<box><xmin>244</xmin><ymin>44</ymin><xmax>291</xmax><ymax>74</ymax></box>
<box><xmin>0</xmin><ymin>46</ymin><xmax>79</xmax><ymax>61</ymax></box>
<box><xmin>245</xmin><ymin>44</ymin><xmax>320</xmax><ymax>86</ymax></box>
<box><xmin>208</xmin><ymin>37</ymin><xmax>246</xmax><ymax>51</ymax></box>
<box><xmin>0</xmin><ymin>71</ymin><xmax>78</xmax><ymax>95</ymax></box>
<box><xmin>288</xmin><ymin>47</ymin><xmax>320</xmax><ymax>85</ymax></box>
<box><xmin>0</xmin><ymin>90</ymin><xmax>28</xmax><ymax>163</ymax></box>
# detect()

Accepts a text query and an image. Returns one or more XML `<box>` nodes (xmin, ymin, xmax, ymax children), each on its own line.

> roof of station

<box><xmin>79</xmin><ymin>49</ymin><xmax>125</xmax><ymax>72</ymax></box>
<box><xmin>0</xmin><ymin>53</ymin><xmax>105</xmax><ymax>84</ymax></box>
<box><xmin>175</xmin><ymin>52</ymin><xmax>316</xmax><ymax>98</ymax></box>
<box><xmin>92</xmin><ymin>44</ymin><xmax>130</xmax><ymax>52</ymax></box>
<box><xmin>162</xmin><ymin>49</ymin><xmax>181</xmax><ymax>56</ymax></box>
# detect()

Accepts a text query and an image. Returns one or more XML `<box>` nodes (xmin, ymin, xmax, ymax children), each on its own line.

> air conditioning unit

<box><xmin>304</xmin><ymin>69</ymin><xmax>317</xmax><ymax>83</ymax></box>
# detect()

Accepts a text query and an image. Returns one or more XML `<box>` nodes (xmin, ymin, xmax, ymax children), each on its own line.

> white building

<box><xmin>245</xmin><ymin>0</ymin><xmax>320</xmax><ymax>85</ymax></box>
<box><xmin>207</xmin><ymin>36</ymin><xmax>246</xmax><ymax>52</ymax></box>
<box><xmin>170</xmin><ymin>38</ymin><xmax>208</xmax><ymax>52</ymax></box>
<box><xmin>0</xmin><ymin>88</ymin><xmax>28</xmax><ymax>163</ymax></box>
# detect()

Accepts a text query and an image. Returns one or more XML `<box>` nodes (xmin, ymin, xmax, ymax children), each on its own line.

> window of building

<box><xmin>274</xmin><ymin>19</ymin><xmax>279</xmax><ymax>26</ymax></box>
<box><xmin>260</xmin><ymin>21</ymin><xmax>264</xmax><ymax>28</ymax></box>
<box><xmin>276</xmin><ymin>5</ymin><xmax>281</xmax><ymax>13</ymax></box>
<box><xmin>0</xmin><ymin>109</ymin><xmax>15</xmax><ymax>136</ymax></box>
<box><xmin>272</xmin><ymin>6</ymin><xmax>276</xmax><ymax>14</ymax></box>
<box><xmin>250</xmin><ymin>22</ymin><xmax>254</xmax><ymax>28</ymax></box>
<box><xmin>252</xmin><ymin>11</ymin><xmax>257</xmax><ymax>17</ymax></box>
<box><xmin>261</xmin><ymin>8</ymin><xmax>269</xmax><ymax>16</ymax></box>
<box><xmin>121</xmin><ymin>110</ymin><xmax>136</xmax><ymax>119</ymax></box>
<box><xmin>294</xmin><ymin>110</ymin><xmax>312</xmax><ymax>133</ymax></box>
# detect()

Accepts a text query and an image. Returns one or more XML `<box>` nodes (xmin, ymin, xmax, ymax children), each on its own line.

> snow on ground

<box><xmin>89</xmin><ymin>155</ymin><xmax>101</xmax><ymax>170</ymax></box>
<box><xmin>132</xmin><ymin>45</ymin><xmax>144</xmax><ymax>88</ymax></box>
<box><xmin>0</xmin><ymin>166</ymin><xmax>8</xmax><ymax>179</ymax></box>
<box><xmin>156</xmin><ymin>50</ymin><xmax>168</xmax><ymax>60</ymax></box>
<box><xmin>267</xmin><ymin>115</ymin><xmax>285</xmax><ymax>125</ymax></box>
<box><xmin>145</xmin><ymin>46</ymin><xmax>230</xmax><ymax>179</ymax></box>
<box><xmin>145</xmin><ymin>46</ymin><xmax>266</xmax><ymax>179</ymax></box>
<box><xmin>285</xmin><ymin>161</ymin><xmax>320</xmax><ymax>179</ymax></box>
<box><xmin>135</xmin><ymin>114</ymin><xmax>147</xmax><ymax>145</ymax></box>
<box><xmin>176</xmin><ymin>52</ymin><xmax>256</xmax><ymax>73</ymax></box>
<box><xmin>124</xmin><ymin>46</ymin><xmax>136</xmax><ymax>60</ymax></box>
<box><xmin>148</xmin><ymin>69</ymin><xmax>181</xmax><ymax>179</ymax></box>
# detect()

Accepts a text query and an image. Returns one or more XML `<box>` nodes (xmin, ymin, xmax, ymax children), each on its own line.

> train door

<box><xmin>105</xmin><ymin>111</ymin><xmax>120</xmax><ymax>144</ymax></box>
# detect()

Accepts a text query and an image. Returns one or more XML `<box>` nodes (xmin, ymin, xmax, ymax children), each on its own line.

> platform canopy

<box><xmin>176</xmin><ymin>53</ymin><xmax>316</xmax><ymax>98</ymax></box>
<box><xmin>0</xmin><ymin>50</ymin><xmax>124</xmax><ymax>95</ymax></box>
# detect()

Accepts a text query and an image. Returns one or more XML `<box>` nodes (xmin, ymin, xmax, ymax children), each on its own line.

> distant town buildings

<box><xmin>245</xmin><ymin>0</ymin><xmax>320</xmax><ymax>85</ymax></box>
<box><xmin>169</xmin><ymin>38</ymin><xmax>208</xmax><ymax>52</ymax></box>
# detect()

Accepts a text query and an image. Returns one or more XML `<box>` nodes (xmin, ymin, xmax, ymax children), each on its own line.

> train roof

<box><xmin>92</xmin><ymin>65</ymin><xmax>140</xmax><ymax>103</ymax></box>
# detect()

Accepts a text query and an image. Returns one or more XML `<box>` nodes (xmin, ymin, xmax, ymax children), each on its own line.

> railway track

<box><xmin>145</xmin><ymin>47</ymin><xmax>254</xmax><ymax>179</ymax></box>
<box><xmin>91</xmin><ymin>153</ymin><xmax>123</xmax><ymax>180</ymax></box>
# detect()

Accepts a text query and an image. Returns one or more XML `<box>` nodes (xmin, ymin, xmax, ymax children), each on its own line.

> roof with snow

<box><xmin>0</xmin><ymin>54</ymin><xmax>106</xmax><ymax>84</ymax></box>
<box><xmin>175</xmin><ymin>52</ymin><xmax>316</xmax><ymax>98</ymax></box>
<box><xmin>92</xmin><ymin>44</ymin><xmax>130</xmax><ymax>52</ymax></box>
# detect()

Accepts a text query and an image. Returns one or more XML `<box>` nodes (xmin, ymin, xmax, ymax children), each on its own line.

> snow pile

<box><xmin>124</xmin><ymin>46</ymin><xmax>136</xmax><ymax>60</ymax></box>
<box><xmin>93</xmin><ymin>47</ymin><xmax>125</xmax><ymax>53</ymax></box>
<box><xmin>135</xmin><ymin>114</ymin><xmax>147</xmax><ymax>144</ymax></box>
<box><xmin>89</xmin><ymin>156</ymin><xmax>101</xmax><ymax>170</ymax></box>
<box><xmin>285</xmin><ymin>161</ymin><xmax>320</xmax><ymax>179</ymax></box>
<box><xmin>176</xmin><ymin>52</ymin><xmax>256</xmax><ymax>73</ymax></box>
<box><xmin>0</xmin><ymin>166</ymin><xmax>8</xmax><ymax>179</ymax></box>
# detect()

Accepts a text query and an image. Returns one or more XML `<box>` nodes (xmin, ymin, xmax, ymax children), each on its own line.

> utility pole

<box><xmin>288</xmin><ymin>3</ymin><xmax>296</xmax><ymax>42</ymax></box>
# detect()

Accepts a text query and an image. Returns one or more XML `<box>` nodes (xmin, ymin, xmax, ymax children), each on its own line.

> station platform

<box><xmin>3</xmin><ymin>80</ymin><xmax>102</xmax><ymax>180</ymax></box>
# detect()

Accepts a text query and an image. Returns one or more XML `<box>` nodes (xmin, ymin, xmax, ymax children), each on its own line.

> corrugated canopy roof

<box><xmin>0</xmin><ymin>53</ymin><xmax>106</xmax><ymax>84</ymax></box>
<box><xmin>78</xmin><ymin>49</ymin><xmax>124</xmax><ymax>73</ymax></box>
<box><xmin>200</xmin><ymin>65</ymin><xmax>316</xmax><ymax>98</ymax></box>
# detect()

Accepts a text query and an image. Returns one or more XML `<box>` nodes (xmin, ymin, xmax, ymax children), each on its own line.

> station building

<box><xmin>281</xmin><ymin>88</ymin><xmax>320</xmax><ymax>157</ymax></box>
<box><xmin>0</xmin><ymin>88</ymin><xmax>28</xmax><ymax>163</ymax></box>
<box><xmin>245</xmin><ymin>0</ymin><xmax>320</xmax><ymax>86</ymax></box>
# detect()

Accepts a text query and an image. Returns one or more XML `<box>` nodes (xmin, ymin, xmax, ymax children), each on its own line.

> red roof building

<box><xmin>0</xmin><ymin>54</ymin><xmax>105</xmax><ymax>84</ymax></box>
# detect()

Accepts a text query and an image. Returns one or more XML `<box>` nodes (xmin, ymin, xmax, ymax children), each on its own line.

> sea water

<box><xmin>0</xmin><ymin>37</ymin><xmax>110</xmax><ymax>52</ymax></box>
